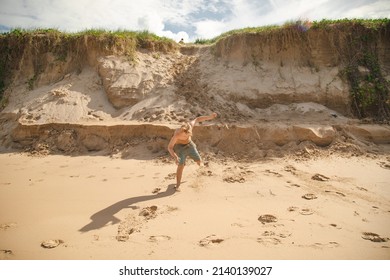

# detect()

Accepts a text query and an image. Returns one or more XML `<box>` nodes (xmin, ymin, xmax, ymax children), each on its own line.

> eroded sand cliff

<box><xmin>0</xmin><ymin>24</ymin><xmax>389</xmax><ymax>157</ymax></box>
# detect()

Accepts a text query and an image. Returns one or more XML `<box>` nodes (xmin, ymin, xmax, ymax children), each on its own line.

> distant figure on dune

<box><xmin>168</xmin><ymin>113</ymin><xmax>217</xmax><ymax>191</ymax></box>
<box><xmin>179</xmin><ymin>38</ymin><xmax>185</xmax><ymax>44</ymax></box>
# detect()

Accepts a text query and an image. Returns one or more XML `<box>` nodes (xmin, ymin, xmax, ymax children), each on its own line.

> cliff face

<box><xmin>210</xmin><ymin>25</ymin><xmax>390</xmax><ymax>116</ymax></box>
<box><xmin>1</xmin><ymin>24</ymin><xmax>389</xmax><ymax>119</ymax></box>
<box><xmin>0</xmin><ymin>33</ymin><xmax>176</xmax><ymax>94</ymax></box>
<box><xmin>0</xmin><ymin>24</ymin><xmax>389</xmax><ymax>155</ymax></box>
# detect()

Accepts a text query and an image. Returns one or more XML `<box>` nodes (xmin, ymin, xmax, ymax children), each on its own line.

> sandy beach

<box><xmin>1</xmin><ymin>150</ymin><xmax>389</xmax><ymax>260</ymax></box>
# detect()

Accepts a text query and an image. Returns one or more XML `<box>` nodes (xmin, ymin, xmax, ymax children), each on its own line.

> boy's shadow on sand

<box><xmin>79</xmin><ymin>184</ymin><xmax>176</xmax><ymax>232</ymax></box>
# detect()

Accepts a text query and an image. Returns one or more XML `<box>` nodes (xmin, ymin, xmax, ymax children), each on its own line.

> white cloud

<box><xmin>343</xmin><ymin>0</ymin><xmax>390</xmax><ymax>19</ymax></box>
<box><xmin>137</xmin><ymin>12</ymin><xmax>190</xmax><ymax>42</ymax></box>
<box><xmin>194</xmin><ymin>19</ymin><xmax>227</xmax><ymax>39</ymax></box>
<box><xmin>137</xmin><ymin>13</ymin><xmax>165</xmax><ymax>33</ymax></box>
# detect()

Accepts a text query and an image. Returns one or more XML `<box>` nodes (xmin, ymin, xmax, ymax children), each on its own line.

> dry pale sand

<box><xmin>0</xmin><ymin>150</ymin><xmax>389</xmax><ymax>260</ymax></box>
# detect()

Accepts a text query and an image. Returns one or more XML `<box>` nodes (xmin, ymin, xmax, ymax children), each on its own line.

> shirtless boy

<box><xmin>167</xmin><ymin>113</ymin><xmax>217</xmax><ymax>190</ymax></box>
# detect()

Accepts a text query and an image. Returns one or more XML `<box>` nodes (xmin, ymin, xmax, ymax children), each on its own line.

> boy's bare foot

<box><xmin>175</xmin><ymin>184</ymin><xmax>181</xmax><ymax>192</ymax></box>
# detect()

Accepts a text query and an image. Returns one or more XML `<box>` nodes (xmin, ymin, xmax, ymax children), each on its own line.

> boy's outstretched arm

<box><xmin>190</xmin><ymin>112</ymin><xmax>217</xmax><ymax>127</ymax></box>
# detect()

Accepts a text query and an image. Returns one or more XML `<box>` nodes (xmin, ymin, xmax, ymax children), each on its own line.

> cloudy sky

<box><xmin>1</xmin><ymin>0</ymin><xmax>389</xmax><ymax>41</ymax></box>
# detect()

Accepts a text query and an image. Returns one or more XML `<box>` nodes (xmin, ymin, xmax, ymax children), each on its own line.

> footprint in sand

<box><xmin>311</xmin><ymin>174</ymin><xmax>329</xmax><ymax>181</ymax></box>
<box><xmin>149</xmin><ymin>235</ymin><xmax>172</xmax><ymax>242</ymax></box>
<box><xmin>335</xmin><ymin>191</ymin><xmax>346</xmax><ymax>197</ymax></box>
<box><xmin>324</xmin><ymin>190</ymin><xmax>346</xmax><ymax>197</ymax></box>
<box><xmin>258</xmin><ymin>214</ymin><xmax>278</xmax><ymax>224</ymax></box>
<box><xmin>299</xmin><ymin>208</ymin><xmax>314</xmax><ymax>215</ymax></box>
<box><xmin>302</xmin><ymin>193</ymin><xmax>318</xmax><ymax>200</ymax></box>
<box><xmin>0</xmin><ymin>223</ymin><xmax>17</xmax><ymax>230</ymax></box>
<box><xmin>117</xmin><ymin>228</ymin><xmax>136</xmax><ymax>242</ymax></box>
<box><xmin>258</xmin><ymin>231</ymin><xmax>291</xmax><ymax>246</ymax></box>
<box><xmin>225</xmin><ymin>166</ymin><xmax>255</xmax><ymax>181</ymax></box>
<box><xmin>223</xmin><ymin>175</ymin><xmax>245</xmax><ymax>183</ymax></box>
<box><xmin>362</xmin><ymin>232</ymin><xmax>389</xmax><ymax>243</ymax></box>
<box><xmin>139</xmin><ymin>206</ymin><xmax>158</xmax><ymax>220</ymax></box>
<box><xmin>152</xmin><ymin>188</ymin><xmax>161</xmax><ymax>194</ymax></box>
<box><xmin>117</xmin><ymin>215</ymin><xmax>141</xmax><ymax>242</ymax></box>
<box><xmin>308</xmin><ymin>242</ymin><xmax>340</xmax><ymax>249</ymax></box>
<box><xmin>117</xmin><ymin>206</ymin><xmax>169</xmax><ymax>242</ymax></box>
<box><xmin>287</xmin><ymin>206</ymin><xmax>299</xmax><ymax>212</ymax></box>
<box><xmin>284</xmin><ymin>165</ymin><xmax>297</xmax><ymax>175</ymax></box>
<box><xmin>0</xmin><ymin>249</ymin><xmax>13</xmax><ymax>259</ymax></box>
<box><xmin>166</xmin><ymin>206</ymin><xmax>179</xmax><ymax>212</ymax></box>
<box><xmin>265</xmin><ymin>169</ymin><xmax>283</xmax><ymax>177</ymax></box>
<box><xmin>199</xmin><ymin>235</ymin><xmax>224</xmax><ymax>247</ymax></box>
<box><xmin>41</xmin><ymin>239</ymin><xmax>64</xmax><ymax>249</ymax></box>
<box><xmin>261</xmin><ymin>230</ymin><xmax>291</xmax><ymax>238</ymax></box>
<box><xmin>330</xmin><ymin>223</ymin><xmax>342</xmax><ymax>229</ymax></box>
<box><xmin>117</xmin><ymin>207</ymin><xmax>158</xmax><ymax>242</ymax></box>
<box><xmin>257</xmin><ymin>237</ymin><xmax>281</xmax><ymax>245</ymax></box>
<box><xmin>296</xmin><ymin>242</ymin><xmax>338</xmax><ymax>249</ymax></box>
<box><xmin>223</xmin><ymin>166</ymin><xmax>253</xmax><ymax>183</ymax></box>
<box><xmin>378</xmin><ymin>161</ymin><xmax>390</xmax><ymax>169</ymax></box>
<box><xmin>269</xmin><ymin>189</ymin><xmax>276</xmax><ymax>196</ymax></box>
<box><xmin>165</xmin><ymin>173</ymin><xmax>176</xmax><ymax>180</ymax></box>
<box><xmin>287</xmin><ymin>206</ymin><xmax>316</xmax><ymax>216</ymax></box>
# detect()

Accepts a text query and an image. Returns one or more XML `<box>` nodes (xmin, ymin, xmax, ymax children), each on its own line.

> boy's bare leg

<box><xmin>176</xmin><ymin>164</ymin><xmax>185</xmax><ymax>190</ymax></box>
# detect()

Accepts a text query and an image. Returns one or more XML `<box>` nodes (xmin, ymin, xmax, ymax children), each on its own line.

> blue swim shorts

<box><xmin>174</xmin><ymin>141</ymin><xmax>201</xmax><ymax>165</ymax></box>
